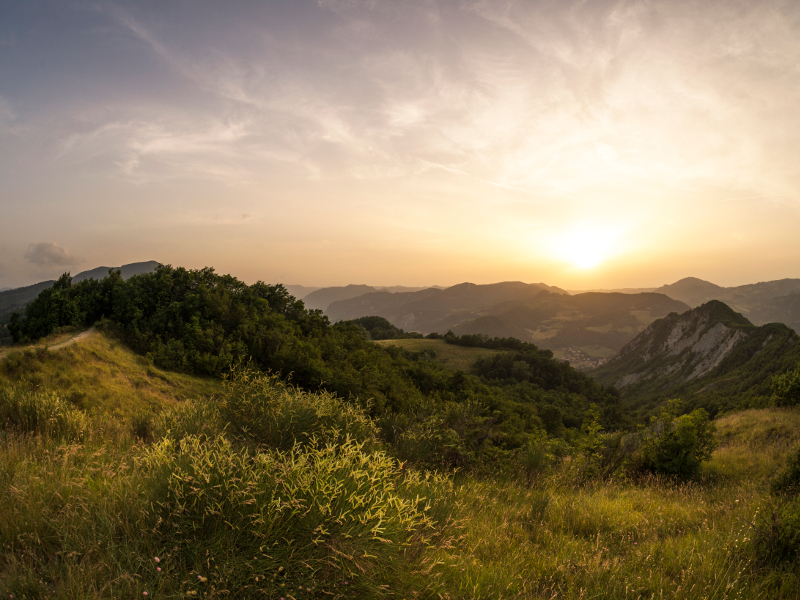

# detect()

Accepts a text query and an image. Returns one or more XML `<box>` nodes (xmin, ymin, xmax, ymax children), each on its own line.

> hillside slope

<box><xmin>592</xmin><ymin>300</ymin><xmax>800</xmax><ymax>413</ymax></box>
<box><xmin>0</xmin><ymin>327</ymin><xmax>220</xmax><ymax>416</ymax></box>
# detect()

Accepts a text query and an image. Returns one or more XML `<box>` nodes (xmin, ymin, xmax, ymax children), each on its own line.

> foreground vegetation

<box><xmin>2</xmin><ymin>338</ymin><xmax>800</xmax><ymax>598</ymax></box>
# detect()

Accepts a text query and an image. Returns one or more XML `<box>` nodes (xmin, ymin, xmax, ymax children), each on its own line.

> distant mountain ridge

<box><xmin>652</xmin><ymin>277</ymin><xmax>800</xmax><ymax>333</ymax></box>
<box><xmin>302</xmin><ymin>285</ymin><xmax>382</xmax><ymax>312</ymax></box>
<box><xmin>326</xmin><ymin>282</ymin><xmax>687</xmax><ymax>361</ymax></box>
<box><xmin>327</xmin><ymin>281</ymin><xmax>569</xmax><ymax>328</ymax></box>
<box><xmin>592</xmin><ymin>300</ymin><xmax>800</xmax><ymax>412</ymax></box>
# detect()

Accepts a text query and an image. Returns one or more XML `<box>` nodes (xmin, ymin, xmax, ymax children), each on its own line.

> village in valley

<box><xmin>560</xmin><ymin>347</ymin><xmax>610</xmax><ymax>370</ymax></box>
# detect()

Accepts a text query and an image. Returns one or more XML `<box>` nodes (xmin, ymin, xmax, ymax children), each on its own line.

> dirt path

<box><xmin>0</xmin><ymin>327</ymin><xmax>96</xmax><ymax>360</ymax></box>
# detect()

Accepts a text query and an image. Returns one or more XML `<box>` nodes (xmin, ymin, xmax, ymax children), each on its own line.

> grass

<box><xmin>1</xmin><ymin>333</ymin><xmax>799</xmax><ymax>598</ymax></box>
<box><xmin>417</xmin><ymin>408</ymin><xmax>800</xmax><ymax>599</ymax></box>
<box><xmin>374</xmin><ymin>338</ymin><xmax>502</xmax><ymax>371</ymax></box>
<box><xmin>0</xmin><ymin>329</ymin><xmax>221</xmax><ymax>418</ymax></box>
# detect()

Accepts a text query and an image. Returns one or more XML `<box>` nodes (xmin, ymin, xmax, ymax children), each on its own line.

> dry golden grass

<box><xmin>0</xmin><ymin>329</ymin><xmax>221</xmax><ymax>417</ymax></box>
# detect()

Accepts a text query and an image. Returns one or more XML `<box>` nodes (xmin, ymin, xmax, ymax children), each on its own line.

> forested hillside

<box><xmin>7</xmin><ymin>265</ymin><xmax>623</xmax><ymax>468</ymax></box>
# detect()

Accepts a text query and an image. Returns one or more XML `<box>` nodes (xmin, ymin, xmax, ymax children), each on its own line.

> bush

<box><xmin>771</xmin><ymin>445</ymin><xmax>800</xmax><ymax>497</ymax></box>
<box><xmin>140</xmin><ymin>435</ymin><xmax>439</xmax><ymax>598</ymax></box>
<box><xmin>752</xmin><ymin>501</ymin><xmax>800</xmax><ymax>566</ymax></box>
<box><xmin>218</xmin><ymin>365</ymin><xmax>378</xmax><ymax>451</ymax></box>
<box><xmin>772</xmin><ymin>362</ymin><xmax>800</xmax><ymax>407</ymax></box>
<box><xmin>637</xmin><ymin>400</ymin><xmax>717</xmax><ymax>479</ymax></box>
<box><xmin>0</xmin><ymin>386</ymin><xmax>87</xmax><ymax>441</ymax></box>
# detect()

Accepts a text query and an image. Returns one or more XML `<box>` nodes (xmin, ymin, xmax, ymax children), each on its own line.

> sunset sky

<box><xmin>2</xmin><ymin>0</ymin><xmax>800</xmax><ymax>290</ymax></box>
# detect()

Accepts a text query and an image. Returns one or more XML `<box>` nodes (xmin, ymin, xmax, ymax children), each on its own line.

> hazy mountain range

<box><xmin>5</xmin><ymin>267</ymin><xmax>800</xmax><ymax>367</ymax></box>
<box><xmin>326</xmin><ymin>282</ymin><xmax>686</xmax><ymax>358</ymax></box>
<box><xmin>286</xmin><ymin>284</ymin><xmax>444</xmax><ymax>309</ymax></box>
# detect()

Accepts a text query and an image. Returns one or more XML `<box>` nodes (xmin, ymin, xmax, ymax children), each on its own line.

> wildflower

<box><xmin>198</xmin><ymin>576</ymin><xmax>208</xmax><ymax>583</ymax></box>
<box><xmin>157</xmin><ymin>568</ymin><xmax>161</xmax><ymax>572</ymax></box>
<box><xmin>154</xmin><ymin>557</ymin><xmax>160</xmax><ymax>563</ymax></box>
<box><xmin>143</xmin><ymin>593</ymin><xmax>148</xmax><ymax>596</ymax></box>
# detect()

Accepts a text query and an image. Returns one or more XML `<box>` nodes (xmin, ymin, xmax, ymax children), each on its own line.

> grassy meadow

<box><xmin>374</xmin><ymin>338</ymin><xmax>502</xmax><ymax>371</ymax></box>
<box><xmin>1</xmin><ymin>330</ymin><xmax>800</xmax><ymax>599</ymax></box>
<box><xmin>0</xmin><ymin>327</ymin><xmax>221</xmax><ymax>417</ymax></box>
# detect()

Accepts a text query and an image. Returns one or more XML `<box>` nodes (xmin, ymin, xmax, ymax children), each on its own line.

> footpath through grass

<box><xmin>0</xmin><ymin>327</ymin><xmax>221</xmax><ymax>418</ymax></box>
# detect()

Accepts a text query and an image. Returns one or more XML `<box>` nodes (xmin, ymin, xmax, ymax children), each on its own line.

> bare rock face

<box><xmin>603</xmin><ymin>300</ymin><xmax>753</xmax><ymax>389</ymax></box>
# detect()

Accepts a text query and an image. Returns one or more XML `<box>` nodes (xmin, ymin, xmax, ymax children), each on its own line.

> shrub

<box><xmin>751</xmin><ymin>501</ymin><xmax>800</xmax><ymax>566</ymax></box>
<box><xmin>139</xmin><ymin>435</ymin><xmax>439</xmax><ymax>598</ymax></box>
<box><xmin>218</xmin><ymin>365</ymin><xmax>378</xmax><ymax>451</ymax></box>
<box><xmin>637</xmin><ymin>400</ymin><xmax>717</xmax><ymax>479</ymax></box>
<box><xmin>771</xmin><ymin>445</ymin><xmax>800</xmax><ymax>497</ymax></box>
<box><xmin>0</xmin><ymin>386</ymin><xmax>87</xmax><ymax>441</ymax></box>
<box><xmin>772</xmin><ymin>362</ymin><xmax>800</xmax><ymax>407</ymax></box>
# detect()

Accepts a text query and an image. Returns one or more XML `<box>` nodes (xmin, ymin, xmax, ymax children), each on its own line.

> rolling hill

<box><xmin>301</xmin><ymin>284</ymin><xmax>381</xmax><ymax>311</ymax></box>
<box><xmin>327</xmin><ymin>282</ymin><xmax>687</xmax><ymax>362</ymax></box>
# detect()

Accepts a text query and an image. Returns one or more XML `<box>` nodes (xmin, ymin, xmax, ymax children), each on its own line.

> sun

<box><xmin>549</xmin><ymin>224</ymin><xmax>621</xmax><ymax>270</ymax></box>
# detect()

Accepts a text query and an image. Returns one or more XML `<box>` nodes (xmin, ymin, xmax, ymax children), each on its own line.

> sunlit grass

<box><xmin>419</xmin><ymin>408</ymin><xmax>800</xmax><ymax>599</ymax></box>
<box><xmin>0</xmin><ymin>329</ymin><xmax>221</xmax><ymax>418</ymax></box>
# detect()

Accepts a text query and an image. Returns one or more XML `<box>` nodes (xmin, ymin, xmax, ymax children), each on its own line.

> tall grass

<box><xmin>139</xmin><ymin>435</ymin><xmax>445</xmax><ymax>598</ymax></box>
<box><xmin>0</xmin><ymin>385</ymin><xmax>87</xmax><ymax>441</ymax></box>
<box><xmin>0</xmin><ymin>375</ymin><xmax>450</xmax><ymax>599</ymax></box>
<box><xmin>2</xmin><ymin>369</ymin><xmax>800</xmax><ymax>599</ymax></box>
<box><xmin>218</xmin><ymin>366</ymin><xmax>379</xmax><ymax>451</ymax></box>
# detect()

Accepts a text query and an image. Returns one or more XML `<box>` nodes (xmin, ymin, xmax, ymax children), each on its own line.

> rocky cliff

<box><xmin>591</xmin><ymin>300</ymin><xmax>800</xmax><ymax>411</ymax></box>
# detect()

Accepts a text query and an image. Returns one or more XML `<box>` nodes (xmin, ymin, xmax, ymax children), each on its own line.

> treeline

<box><xmin>8</xmin><ymin>265</ymin><xmax>624</xmax><ymax>468</ymax></box>
<box><xmin>348</xmin><ymin>316</ymin><xmax>423</xmax><ymax>340</ymax></box>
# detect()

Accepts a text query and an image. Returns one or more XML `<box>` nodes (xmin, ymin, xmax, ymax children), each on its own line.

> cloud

<box><xmin>24</xmin><ymin>242</ymin><xmax>84</xmax><ymax>268</ymax></box>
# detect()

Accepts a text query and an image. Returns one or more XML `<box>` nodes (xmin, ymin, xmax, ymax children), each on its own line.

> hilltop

<box><xmin>653</xmin><ymin>276</ymin><xmax>800</xmax><ymax>333</ymax></box>
<box><xmin>0</xmin><ymin>260</ymin><xmax>159</xmax><ymax>330</ymax></box>
<box><xmin>0</xmin><ymin>326</ymin><xmax>220</xmax><ymax>416</ymax></box>
<box><xmin>592</xmin><ymin>300</ymin><xmax>800</xmax><ymax>415</ymax></box>
<box><xmin>2</xmin><ymin>327</ymin><xmax>800</xmax><ymax>597</ymax></box>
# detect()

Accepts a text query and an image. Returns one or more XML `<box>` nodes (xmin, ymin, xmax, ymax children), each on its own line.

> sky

<box><xmin>2</xmin><ymin>0</ymin><xmax>800</xmax><ymax>290</ymax></box>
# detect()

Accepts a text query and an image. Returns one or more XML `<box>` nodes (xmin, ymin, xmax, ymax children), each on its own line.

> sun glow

<box><xmin>549</xmin><ymin>224</ymin><xmax>624</xmax><ymax>270</ymax></box>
